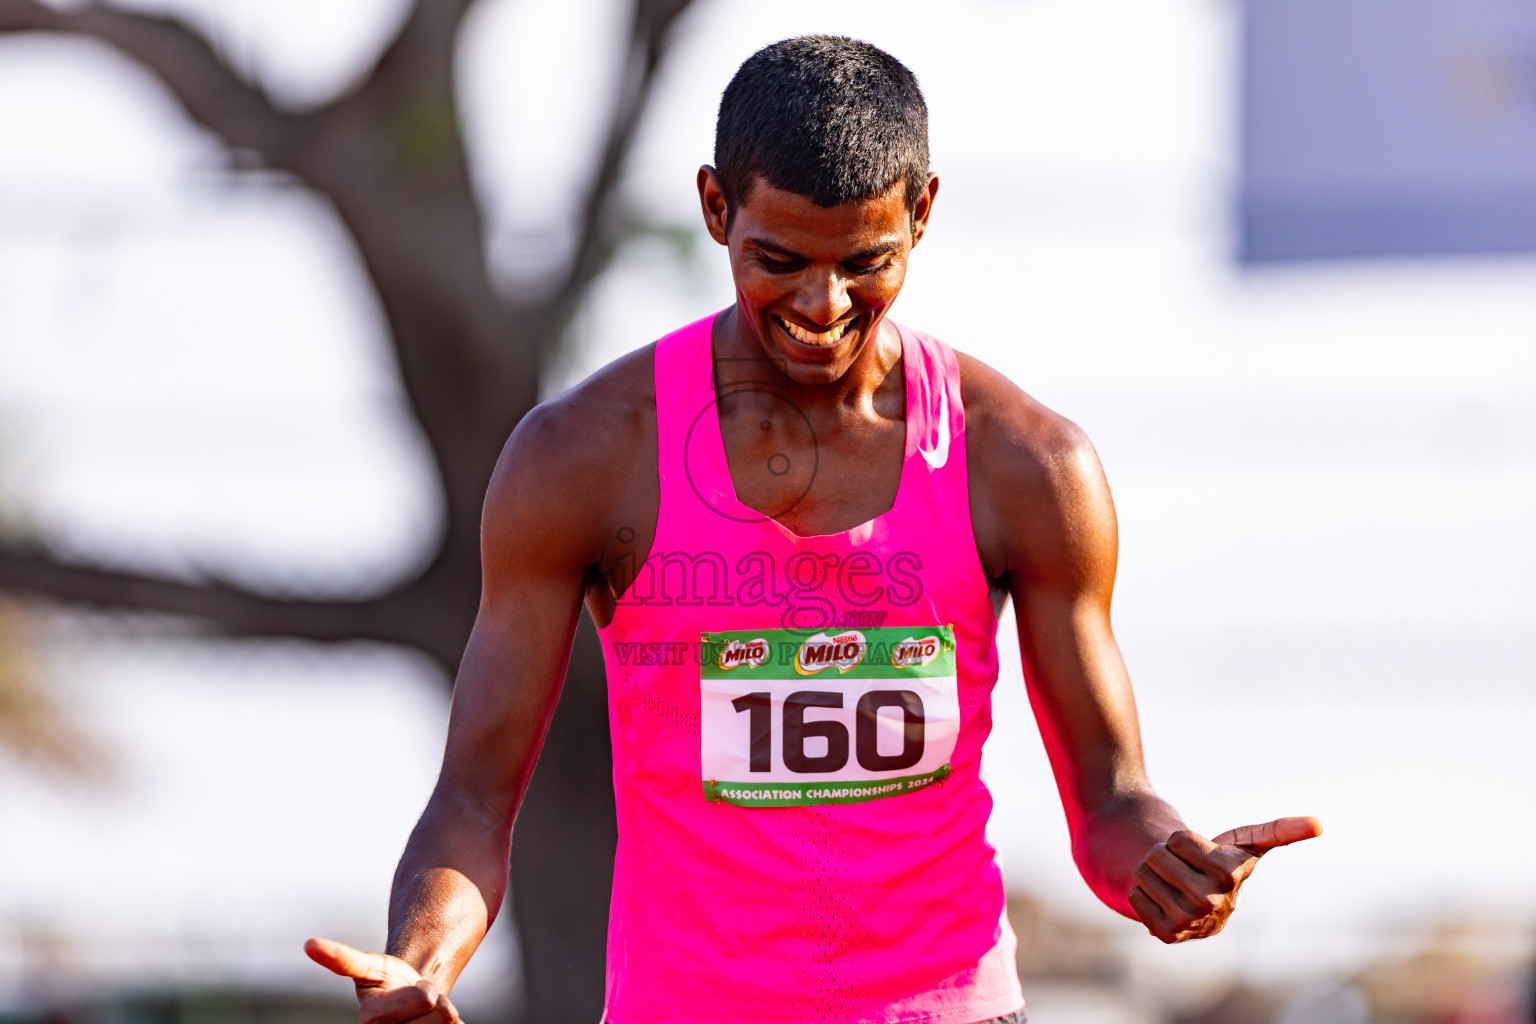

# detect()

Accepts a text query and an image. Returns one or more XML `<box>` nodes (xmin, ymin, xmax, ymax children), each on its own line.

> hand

<box><xmin>305</xmin><ymin>937</ymin><xmax>462</xmax><ymax>1024</ymax></box>
<box><xmin>1128</xmin><ymin>815</ymin><xmax>1322</xmax><ymax>944</ymax></box>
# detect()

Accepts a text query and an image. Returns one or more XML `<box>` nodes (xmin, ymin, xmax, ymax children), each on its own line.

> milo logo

<box><xmin>795</xmin><ymin>630</ymin><xmax>866</xmax><ymax>675</ymax></box>
<box><xmin>718</xmin><ymin>638</ymin><xmax>770</xmax><ymax>670</ymax></box>
<box><xmin>891</xmin><ymin>635</ymin><xmax>940</xmax><ymax>668</ymax></box>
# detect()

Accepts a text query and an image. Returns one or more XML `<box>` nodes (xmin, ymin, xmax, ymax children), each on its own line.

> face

<box><xmin>697</xmin><ymin>168</ymin><xmax>939</xmax><ymax>386</ymax></box>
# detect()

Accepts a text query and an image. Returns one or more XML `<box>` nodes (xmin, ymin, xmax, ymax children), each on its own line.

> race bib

<box><xmin>699</xmin><ymin>626</ymin><xmax>959</xmax><ymax>807</ymax></box>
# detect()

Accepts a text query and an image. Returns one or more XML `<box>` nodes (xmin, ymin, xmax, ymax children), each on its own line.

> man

<box><xmin>306</xmin><ymin>36</ymin><xmax>1319</xmax><ymax>1024</ymax></box>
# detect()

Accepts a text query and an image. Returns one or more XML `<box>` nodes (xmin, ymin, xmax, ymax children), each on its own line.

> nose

<box><xmin>794</xmin><ymin>267</ymin><xmax>853</xmax><ymax>327</ymax></box>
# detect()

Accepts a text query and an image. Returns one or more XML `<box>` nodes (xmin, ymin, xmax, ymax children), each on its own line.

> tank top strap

<box><xmin>895</xmin><ymin>322</ymin><xmax>967</xmax><ymax>484</ymax></box>
<box><xmin>653</xmin><ymin>311</ymin><xmax>719</xmax><ymax>492</ymax></box>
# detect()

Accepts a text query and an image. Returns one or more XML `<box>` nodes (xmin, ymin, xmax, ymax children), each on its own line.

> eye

<box><xmin>754</xmin><ymin>253</ymin><xmax>803</xmax><ymax>274</ymax></box>
<box><xmin>845</xmin><ymin>254</ymin><xmax>895</xmax><ymax>275</ymax></box>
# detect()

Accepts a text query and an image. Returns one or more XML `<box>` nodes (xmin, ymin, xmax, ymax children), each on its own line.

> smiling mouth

<box><xmin>774</xmin><ymin>314</ymin><xmax>854</xmax><ymax>348</ymax></box>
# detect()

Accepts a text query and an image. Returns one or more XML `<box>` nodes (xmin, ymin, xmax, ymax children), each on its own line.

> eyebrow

<box><xmin>745</xmin><ymin>236</ymin><xmax>904</xmax><ymax>262</ymax></box>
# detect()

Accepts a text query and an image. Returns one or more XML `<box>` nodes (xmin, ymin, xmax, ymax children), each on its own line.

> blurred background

<box><xmin>1</xmin><ymin>0</ymin><xmax>1534</xmax><ymax>1022</ymax></box>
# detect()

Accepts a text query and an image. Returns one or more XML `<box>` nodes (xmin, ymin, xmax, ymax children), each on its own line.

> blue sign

<box><xmin>1241</xmin><ymin>0</ymin><xmax>1536</xmax><ymax>262</ymax></box>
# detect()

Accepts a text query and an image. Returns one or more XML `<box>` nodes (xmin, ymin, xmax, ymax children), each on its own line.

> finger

<box><xmin>1128</xmin><ymin>886</ymin><xmax>1176</xmax><ymax>944</ymax></box>
<box><xmin>1165</xmin><ymin>828</ymin><xmax>1225</xmax><ymax>875</ymax></box>
<box><xmin>1212</xmin><ymin>816</ymin><xmax>1323</xmax><ymax>856</ymax></box>
<box><xmin>304</xmin><ymin>938</ymin><xmax>400</xmax><ymax>987</ymax></box>
<box><xmin>1165</xmin><ymin>829</ymin><xmax>1251</xmax><ymax>890</ymax></box>
<box><xmin>376</xmin><ymin>988</ymin><xmax>461</xmax><ymax>1024</ymax></box>
<box><xmin>1146</xmin><ymin>843</ymin><xmax>1228</xmax><ymax>904</ymax></box>
<box><xmin>1133</xmin><ymin>860</ymin><xmax>1203</xmax><ymax>921</ymax></box>
<box><xmin>398</xmin><ymin>992</ymin><xmax>461</xmax><ymax>1024</ymax></box>
<box><xmin>360</xmin><ymin>984</ymin><xmax>439</xmax><ymax>1024</ymax></box>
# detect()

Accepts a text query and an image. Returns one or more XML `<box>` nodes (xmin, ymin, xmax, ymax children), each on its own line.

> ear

<box><xmin>697</xmin><ymin>166</ymin><xmax>730</xmax><ymax>246</ymax></box>
<box><xmin>910</xmin><ymin>173</ymin><xmax>940</xmax><ymax>246</ymax></box>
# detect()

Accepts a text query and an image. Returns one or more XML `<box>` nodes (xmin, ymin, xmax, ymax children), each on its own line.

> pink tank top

<box><xmin>597</xmin><ymin>312</ymin><xmax>1024</xmax><ymax>1024</ymax></box>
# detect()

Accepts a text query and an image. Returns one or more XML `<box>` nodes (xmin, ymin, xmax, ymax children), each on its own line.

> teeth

<box><xmin>777</xmin><ymin>316</ymin><xmax>849</xmax><ymax>346</ymax></box>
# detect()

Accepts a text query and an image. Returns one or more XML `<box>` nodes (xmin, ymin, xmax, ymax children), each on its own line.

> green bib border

<box><xmin>702</xmin><ymin>763</ymin><xmax>952</xmax><ymax>807</ymax></box>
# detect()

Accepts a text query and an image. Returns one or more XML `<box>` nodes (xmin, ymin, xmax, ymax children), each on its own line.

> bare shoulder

<box><xmin>956</xmin><ymin>351</ymin><xmax>1094</xmax><ymax>479</ymax></box>
<box><xmin>506</xmin><ymin>343</ymin><xmax>657</xmax><ymax>473</ymax></box>
<box><xmin>483</xmin><ymin>344</ymin><xmax>658</xmax><ymax>577</ymax></box>
<box><xmin>955</xmin><ymin>351</ymin><xmax>1116</xmax><ymax>587</ymax></box>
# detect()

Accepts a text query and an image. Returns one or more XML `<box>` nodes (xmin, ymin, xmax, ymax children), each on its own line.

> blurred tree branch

<box><xmin>0</xmin><ymin>0</ymin><xmax>693</xmax><ymax>660</ymax></box>
<box><xmin>552</xmin><ymin>0</ymin><xmax>697</xmax><ymax>329</ymax></box>
<box><xmin>0</xmin><ymin>0</ymin><xmax>297</xmax><ymax>159</ymax></box>
<box><xmin>0</xmin><ymin>0</ymin><xmax>702</xmax><ymax>1017</ymax></box>
<box><xmin>0</xmin><ymin>543</ymin><xmax>462</xmax><ymax>662</ymax></box>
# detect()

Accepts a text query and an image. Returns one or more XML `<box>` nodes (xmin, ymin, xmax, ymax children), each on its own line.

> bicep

<box><xmin>432</xmin><ymin>413</ymin><xmax>603</xmax><ymax>827</ymax></box>
<box><xmin>1002</xmin><ymin>429</ymin><xmax>1149</xmax><ymax>815</ymax></box>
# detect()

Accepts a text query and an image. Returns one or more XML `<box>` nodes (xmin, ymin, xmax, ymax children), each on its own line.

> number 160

<box><xmin>730</xmin><ymin>690</ymin><xmax>926</xmax><ymax>774</ymax></box>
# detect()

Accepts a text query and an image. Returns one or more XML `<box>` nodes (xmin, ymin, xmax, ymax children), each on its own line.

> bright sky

<box><xmin>1</xmin><ymin>0</ymin><xmax>1534</xmax><ymax>1004</ymax></box>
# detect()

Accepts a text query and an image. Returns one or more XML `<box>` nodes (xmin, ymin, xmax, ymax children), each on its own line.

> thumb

<box><xmin>1213</xmin><ymin>816</ymin><xmax>1323</xmax><ymax>856</ymax></box>
<box><xmin>304</xmin><ymin>937</ymin><xmax>413</xmax><ymax>987</ymax></box>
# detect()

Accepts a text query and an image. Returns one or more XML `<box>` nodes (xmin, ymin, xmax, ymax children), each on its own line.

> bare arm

<box><xmin>1003</xmin><ymin>423</ymin><xmax>1180</xmax><ymax>917</ymax></box>
<box><xmin>964</xmin><ymin>360</ymin><xmax>1176</xmax><ymax>916</ymax></box>
<box><xmin>381</xmin><ymin>402</ymin><xmax>596</xmax><ymax>989</ymax></box>
<box><xmin>306</xmin><ymin>351</ymin><xmax>658</xmax><ymax>1013</ymax></box>
<box><xmin>962</xmin><ymin>354</ymin><xmax>1318</xmax><ymax>941</ymax></box>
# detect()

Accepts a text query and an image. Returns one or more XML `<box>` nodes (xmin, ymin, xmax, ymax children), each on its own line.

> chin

<box><xmin>778</xmin><ymin>360</ymin><xmax>848</xmax><ymax>387</ymax></box>
<box><xmin>762</xmin><ymin>312</ymin><xmax>866</xmax><ymax>377</ymax></box>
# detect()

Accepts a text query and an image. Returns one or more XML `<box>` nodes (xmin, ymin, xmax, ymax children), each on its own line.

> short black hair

<box><xmin>714</xmin><ymin>36</ymin><xmax>929</xmax><ymax>227</ymax></box>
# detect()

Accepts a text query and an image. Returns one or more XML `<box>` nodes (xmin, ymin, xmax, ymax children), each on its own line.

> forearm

<box><xmin>1069</xmin><ymin>789</ymin><xmax>1185</xmax><ymax>918</ymax></box>
<box><xmin>385</xmin><ymin>790</ymin><xmax>513</xmax><ymax>992</ymax></box>
<box><xmin>1013</xmin><ymin>595</ymin><xmax>1180</xmax><ymax>917</ymax></box>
